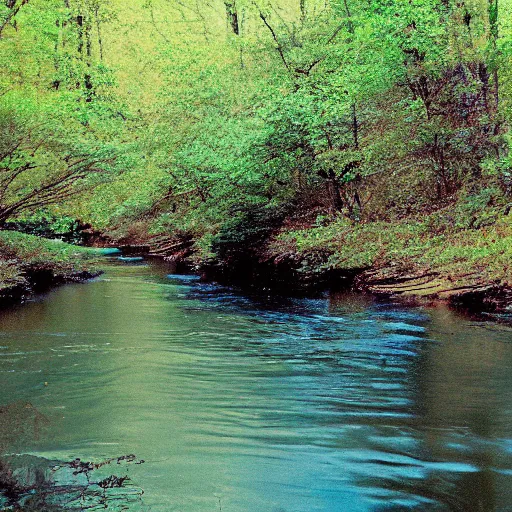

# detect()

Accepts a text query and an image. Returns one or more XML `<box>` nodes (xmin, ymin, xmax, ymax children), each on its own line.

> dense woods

<box><xmin>1</xmin><ymin>0</ymin><xmax>512</xmax><ymax>292</ymax></box>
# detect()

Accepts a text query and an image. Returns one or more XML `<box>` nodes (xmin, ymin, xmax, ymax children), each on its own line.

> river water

<box><xmin>1</xmin><ymin>259</ymin><xmax>512</xmax><ymax>511</ymax></box>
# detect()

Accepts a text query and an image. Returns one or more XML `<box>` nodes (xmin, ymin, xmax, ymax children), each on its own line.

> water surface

<box><xmin>1</xmin><ymin>260</ymin><xmax>512</xmax><ymax>511</ymax></box>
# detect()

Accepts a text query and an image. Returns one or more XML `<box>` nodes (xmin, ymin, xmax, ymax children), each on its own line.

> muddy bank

<box><xmin>352</xmin><ymin>267</ymin><xmax>512</xmax><ymax>314</ymax></box>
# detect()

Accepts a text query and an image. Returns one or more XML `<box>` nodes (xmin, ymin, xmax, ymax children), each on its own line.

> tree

<box><xmin>0</xmin><ymin>92</ymin><xmax>118</xmax><ymax>224</ymax></box>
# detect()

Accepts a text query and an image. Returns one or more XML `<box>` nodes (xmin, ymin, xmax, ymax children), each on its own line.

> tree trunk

<box><xmin>77</xmin><ymin>14</ymin><xmax>84</xmax><ymax>55</ymax></box>
<box><xmin>224</xmin><ymin>1</ymin><xmax>239</xmax><ymax>35</ymax></box>
<box><xmin>300</xmin><ymin>0</ymin><xmax>306</xmax><ymax>22</ymax></box>
<box><xmin>488</xmin><ymin>0</ymin><xmax>499</xmax><ymax>108</ymax></box>
<box><xmin>95</xmin><ymin>5</ymin><xmax>103</xmax><ymax>61</ymax></box>
<box><xmin>84</xmin><ymin>15</ymin><xmax>93</xmax><ymax>102</ymax></box>
<box><xmin>352</xmin><ymin>103</ymin><xmax>359</xmax><ymax>149</ymax></box>
<box><xmin>478</xmin><ymin>61</ymin><xmax>490</xmax><ymax>113</ymax></box>
<box><xmin>0</xmin><ymin>0</ymin><xmax>29</xmax><ymax>38</ymax></box>
<box><xmin>75</xmin><ymin>8</ymin><xmax>94</xmax><ymax>102</ymax></box>
<box><xmin>327</xmin><ymin>170</ymin><xmax>343</xmax><ymax>211</ymax></box>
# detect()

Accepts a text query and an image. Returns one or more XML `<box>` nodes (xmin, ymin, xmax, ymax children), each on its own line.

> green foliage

<box><xmin>271</xmin><ymin>208</ymin><xmax>512</xmax><ymax>286</ymax></box>
<box><xmin>0</xmin><ymin>0</ymin><xmax>131</xmax><ymax>226</ymax></box>
<box><xmin>212</xmin><ymin>202</ymin><xmax>290</xmax><ymax>260</ymax></box>
<box><xmin>0</xmin><ymin>230</ymin><xmax>99</xmax><ymax>289</ymax></box>
<box><xmin>4</xmin><ymin>211</ymin><xmax>89</xmax><ymax>243</ymax></box>
<box><xmin>0</xmin><ymin>230</ymin><xmax>97</xmax><ymax>264</ymax></box>
<box><xmin>1</xmin><ymin>0</ymin><xmax>512</xmax><ymax>283</ymax></box>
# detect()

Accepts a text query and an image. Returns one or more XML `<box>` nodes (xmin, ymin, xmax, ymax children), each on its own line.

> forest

<box><xmin>2</xmin><ymin>2</ymin><xmax>512</xmax><ymax>511</ymax></box>
<box><xmin>0</xmin><ymin>0</ymin><xmax>512</xmax><ymax>304</ymax></box>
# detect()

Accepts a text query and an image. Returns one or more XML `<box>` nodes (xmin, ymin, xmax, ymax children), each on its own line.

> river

<box><xmin>1</xmin><ymin>259</ymin><xmax>512</xmax><ymax>511</ymax></box>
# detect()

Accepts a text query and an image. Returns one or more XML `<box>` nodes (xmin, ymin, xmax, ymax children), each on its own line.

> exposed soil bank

<box><xmin>352</xmin><ymin>267</ymin><xmax>512</xmax><ymax>314</ymax></box>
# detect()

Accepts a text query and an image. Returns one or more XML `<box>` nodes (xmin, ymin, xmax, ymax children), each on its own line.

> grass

<box><xmin>0</xmin><ymin>231</ymin><xmax>101</xmax><ymax>291</ymax></box>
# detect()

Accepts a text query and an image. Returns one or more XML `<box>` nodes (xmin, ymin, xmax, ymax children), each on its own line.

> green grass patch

<box><xmin>0</xmin><ymin>231</ymin><xmax>100</xmax><ymax>290</ymax></box>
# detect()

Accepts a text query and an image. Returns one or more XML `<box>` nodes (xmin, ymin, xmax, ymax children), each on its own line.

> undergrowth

<box><xmin>270</xmin><ymin>204</ymin><xmax>512</xmax><ymax>287</ymax></box>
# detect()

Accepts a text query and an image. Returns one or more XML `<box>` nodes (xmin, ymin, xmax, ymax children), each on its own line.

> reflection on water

<box><xmin>1</xmin><ymin>259</ymin><xmax>512</xmax><ymax>511</ymax></box>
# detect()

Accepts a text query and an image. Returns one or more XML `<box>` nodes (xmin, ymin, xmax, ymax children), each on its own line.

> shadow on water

<box><xmin>0</xmin><ymin>260</ymin><xmax>511</xmax><ymax>511</ymax></box>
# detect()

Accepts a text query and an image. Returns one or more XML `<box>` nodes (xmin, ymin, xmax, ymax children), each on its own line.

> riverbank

<box><xmin>261</xmin><ymin>212</ymin><xmax>512</xmax><ymax>313</ymax></box>
<box><xmin>119</xmin><ymin>205</ymin><xmax>512</xmax><ymax>314</ymax></box>
<box><xmin>0</xmin><ymin>231</ymin><xmax>102</xmax><ymax>307</ymax></box>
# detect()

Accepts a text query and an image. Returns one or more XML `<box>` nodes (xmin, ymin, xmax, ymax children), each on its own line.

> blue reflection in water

<box><xmin>168</xmin><ymin>273</ymin><xmax>512</xmax><ymax>511</ymax></box>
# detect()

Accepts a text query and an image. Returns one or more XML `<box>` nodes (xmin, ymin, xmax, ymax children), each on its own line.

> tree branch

<box><xmin>258</xmin><ymin>11</ymin><xmax>291</xmax><ymax>73</ymax></box>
